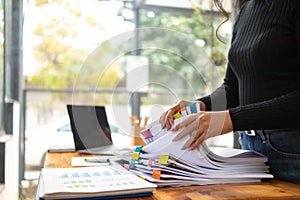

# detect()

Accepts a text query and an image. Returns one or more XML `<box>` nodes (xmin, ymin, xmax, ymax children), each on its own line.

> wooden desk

<box><xmin>44</xmin><ymin>152</ymin><xmax>300</xmax><ymax>200</ymax></box>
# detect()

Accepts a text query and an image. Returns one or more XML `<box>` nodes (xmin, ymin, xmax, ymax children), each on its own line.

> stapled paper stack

<box><xmin>124</xmin><ymin>103</ymin><xmax>273</xmax><ymax>187</ymax></box>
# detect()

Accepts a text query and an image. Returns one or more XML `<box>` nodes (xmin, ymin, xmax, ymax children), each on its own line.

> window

<box><xmin>0</xmin><ymin>0</ymin><xmax>4</xmax><ymax>136</ymax></box>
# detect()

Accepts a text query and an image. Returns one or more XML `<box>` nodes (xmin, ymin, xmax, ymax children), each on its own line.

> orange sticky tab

<box><xmin>131</xmin><ymin>152</ymin><xmax>140</xmax><ymax>160</ymax></box>
<box><xmin>152</xmin><ymin>170</ymin><xmax>161</xmax><ymax>179</ymax></box>
<box><xmin>179</xmin><ymin>107</ymin><xmax>186</xmax><ymax>112</ymax></box>
<box><xmin>158</xmin><ymin>155</ymin><xmax>169</xmax><ymax>165</ymax></box>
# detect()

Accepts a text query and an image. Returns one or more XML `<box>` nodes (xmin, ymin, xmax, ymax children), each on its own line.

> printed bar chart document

<box><xmin>38</xmin><ymin>165</ymin><xmax>156</xmax><ymax>200</ymax></box>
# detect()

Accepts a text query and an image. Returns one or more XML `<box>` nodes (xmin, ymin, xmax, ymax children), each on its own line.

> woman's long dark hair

<box><xmin>213</xmin><ymin>0</ymin><xmax>230</xmax><ymax>42</ymax></box>
<box><xmin>213</xmin><ymin>0</ymin><xmax>249</xmax><ymax>42</ymax></box>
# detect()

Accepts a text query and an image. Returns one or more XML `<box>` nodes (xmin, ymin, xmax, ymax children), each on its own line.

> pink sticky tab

<box><xmin>140</xmin><ymin>129</ymin><xmax>153</xmax><ymax>139</ymax></box>
<box><xmin>124</xmin><ymin>164</ymin><xmax>130</xmax><ymax>170</ymax></box>
<box><xmin>148</xmin><ymin>159</ymin><xmax>153</xmax><ymax>167</ymax></box>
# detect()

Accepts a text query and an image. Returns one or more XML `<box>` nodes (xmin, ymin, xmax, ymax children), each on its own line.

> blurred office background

<box><xmin>0</xmin><ymin>0</ymin><xmax>239</xmax><ymax>199</ymax></box>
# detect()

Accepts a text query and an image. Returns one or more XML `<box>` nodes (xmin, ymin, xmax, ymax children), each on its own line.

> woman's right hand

<box><xmin>159</xmin><ymin>100</ymin><xmax>205</xmax><ymax>130</ymax></box>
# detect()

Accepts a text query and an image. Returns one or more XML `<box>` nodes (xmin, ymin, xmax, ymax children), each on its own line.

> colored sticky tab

<box><xmin>173</xmin><ymin>112</ymin><xmax>182</xmax><ymax>119</ymax></box>
<box><xmin>158</xmin><ymin>155</ymin><xmax>169</xmax><ymax>165</ymax></box>
<box><xmin>148</xmin><ymin>159</ymin><xmax>153</xmax><ymax>167</ymax></box>
<box><xmin>140</xmin><ymin>129</ymin><xmax>153</xmax><ymax>139</ymax></box>
<box><xmin>129</xmin><ymin>159</ymin><xmax>135</xmax><ymax>167</ymax></box>
<box><xmin>170</xmin><ymin>163</ymin><xmax>176</xmax><ymax>167</ymax></box>
<box><xmin>189</xmin><ymin>103</ymin><xmax>197</xmax><ymax>113</ymax></box>
<box><xmin>196</xmin><ymin>102</ymin><xmax>200</xmax><ymax>112</ymax></box>
<box><xmin>145</xmin><ymin>138</ymin><xmax>152</xmax><ymax>144</ymax></box>
<box><xmin>181</xmin><ymin>108</ymin><xmax>187</xmax><ymax>117</ymax></box>
<box><xmin>124</xmin><ymin>164</ymin><xmax>130</xmax><ymax>170</ymax></box>
<box><xmin>152</xmin><ymin>170</ymin><xmax>161</xmax><ymax>179</ymax></box>
<box><xmin>131</xmin><ymin>152</ymin><xmax>140</xmax><ymax>160</ymax></box>
<box><xmin>185</xmin><ymin>106</ymin><xmax>191</xmax><ymax>115</ymax></box>
<box><xmin>135</xmin><ymin>146</ymin><xmax>143</xmax><ymax>152</ymax></box>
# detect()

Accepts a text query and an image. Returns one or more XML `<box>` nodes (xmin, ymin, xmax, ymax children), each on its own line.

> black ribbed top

<box><xmin>199</xmin><ymin>0</ymin><xmax>300</xmax><ymax>131</ymax></box>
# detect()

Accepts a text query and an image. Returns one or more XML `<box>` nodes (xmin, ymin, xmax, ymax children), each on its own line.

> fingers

<box><xmin>171</xmin><ymin>113</ymin><xmax>206</xmax><ymax>150</ymax></box>
<box><xmin>163</xmin><ymin>110</ymin><xmax>175</xmax><ymax>129</ymax></box>
<box><xmin>180</xmin><ymin>131</ymin><xmax>196</xmax><ymax>150</ymax></box>
<box><xmin>159</xmin><ymin>111</ymin><xmax>167</xmax><ymax>125</ymax></box>
<box><xmin>181</xmin><ymin>129</ymin><xmax>206</xmax><ymax>151</ymax></box>
<box><xmin>172</xmin><ymin>113</ymin><xmax>199</xmax><ymax>131</ymax></box>
<box><xmin>195</xmin><ymin>100</ymin><xmax>206</xmax><ymax>111</ymax></box>
<box><xmin>159</xmin><ymin>100</ymin><xmax>194</xmax><ymax>129</ymax></box>
<box><xmin>159</xmin><ymin>110</ymin><xmax>170</xmax><ymax>129</ymax></box>
<box><xmin>168</xmin><ymin>110</ymin><xmax>230</xmax><ymax>151</ymax></box>
<box><xmin>172</xmin><ymin>114</ymin><xmax>197</xmax><ymax>140</ymax></box>
<box><xmin>160</xmin><ymin>105</ymin><xmax>180</xmax><ymax>129</ymax></box>
<box><xmin>188</xmin><ymin>132</ymin><xmax>206</xmax><ymax>150</ymax></box>
<box><xmin>166</xmin><ymin>113</ymin><xmax>174</xmax><ymax>129</ymax></box>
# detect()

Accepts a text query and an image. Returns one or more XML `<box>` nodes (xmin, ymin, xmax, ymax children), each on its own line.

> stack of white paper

<box><xmin>129</xmin><ymin>109</ymin><xmax>273</xmax><ymax>187</ymax></box>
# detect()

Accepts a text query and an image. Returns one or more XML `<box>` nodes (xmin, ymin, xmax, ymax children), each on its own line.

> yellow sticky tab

<box><xmin>158</xmin><ymin>155</ymin><xmax>169</xmax><ymax>165</ymax></box>
<box><xmin>131</xmin><ymin>152</ymin><xmax>140</xmax><ymax>160</ymax></box>
<box><xmin>173</xmin><ymin>112</ymin><xmax>182</xmax><ymax>119</ymax></box>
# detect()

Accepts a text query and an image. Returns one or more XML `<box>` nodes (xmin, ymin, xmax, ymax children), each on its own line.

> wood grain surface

<box><xmin>44</xmin><ymin>152</ymin><xmax>300</xmax><ymax>200</ymax></box>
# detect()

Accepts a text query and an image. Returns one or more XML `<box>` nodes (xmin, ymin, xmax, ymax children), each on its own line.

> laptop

<box><xmin>66</xmin><ymin>105</ymin><xmax>115</xmax><ymax>155</ymax></box>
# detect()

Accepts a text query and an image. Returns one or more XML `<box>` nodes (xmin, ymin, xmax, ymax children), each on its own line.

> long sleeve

<box><xmin>198</xmin><ymin>63</ymin><xmax>239</xmax><ymax>111</ymax></box>
<box><xmin>229</xmin><ymin>87</ymin><xmax>300</xmax><ymax>130</ymax></box>
<box><xmin>200</xmin><ymin>0</ymin><xmax>300</xmax><ymax>131</ymax></box>
<box><xmin>229</xmin><ymin>0</ymin><xmax>300</xmax><ymax>130</ymax></box>
<box><xmin>229</xmin><ymin>0</ymin><xmax>300</xmax><ymax>131</ymax></box>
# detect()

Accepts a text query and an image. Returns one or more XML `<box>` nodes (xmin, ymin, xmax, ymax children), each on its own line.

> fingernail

<box><xmin>172</xmin><ymin>126</ymin><xmax>178</xmax><ymax>131</ymax></box>
<box><xmin>181</xmin><ymin>146</ymin><xmax>186</xmax><ymax>150</ymax></box>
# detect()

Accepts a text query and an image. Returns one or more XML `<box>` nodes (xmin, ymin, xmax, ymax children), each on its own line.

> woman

<box><xmin>160</xmin><ymin>0</ymin><xmax>300</xmax><ymax>184</ymax></box>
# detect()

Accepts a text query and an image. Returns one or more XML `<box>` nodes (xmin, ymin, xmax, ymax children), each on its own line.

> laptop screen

<box><xmin>66</xmin><ymin>105</ymin><xmax>113</xmax><ymax>151</ymax></box>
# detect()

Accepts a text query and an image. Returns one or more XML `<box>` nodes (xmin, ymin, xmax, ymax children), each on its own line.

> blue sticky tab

<box><xmin>129</xmin><ymin>159</ymin><xmax>135</xmax><ymax>167</ymax></box>
<box><xmin>189</xmin><ymin>103</ymin><xmax>197</xmax><ymax>113</ymax></box>
<box><xmin>135</xmin><ymin>146</ymin><xmax>143</xmax><ymax>152</ymax></box>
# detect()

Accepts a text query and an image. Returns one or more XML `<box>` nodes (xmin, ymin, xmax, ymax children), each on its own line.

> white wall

<box><xmin>0</xmin><ymin>103</ymin><xmax>21</xmax><ymax>200</ymax></box>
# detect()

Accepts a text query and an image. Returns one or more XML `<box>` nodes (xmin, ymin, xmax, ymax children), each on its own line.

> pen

<box><xmin>84</xmin><ymin>157</ymin><xmax>110</xmax><ymax>163</ymax></box>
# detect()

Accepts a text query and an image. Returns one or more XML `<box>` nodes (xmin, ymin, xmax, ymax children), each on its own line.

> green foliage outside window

<box><xmin>26</xmin><ymin>0</ymin><xmax>231</xmax><ymax>98</ymax></box>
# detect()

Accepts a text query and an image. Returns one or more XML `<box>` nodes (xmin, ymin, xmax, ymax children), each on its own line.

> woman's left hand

<box><xmin>172</xmin><ymin>110</ymin><xmax>233</xmax><ymax>150</ymax></box>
